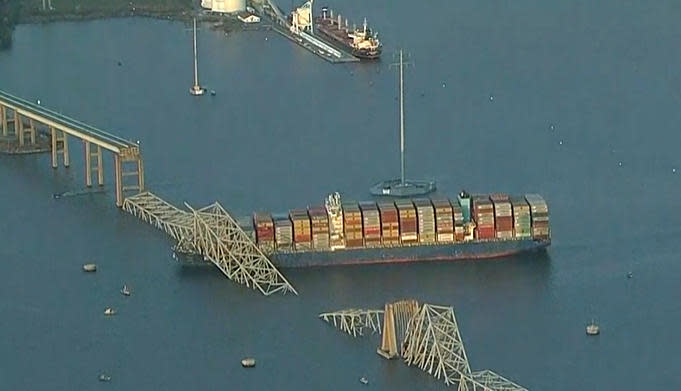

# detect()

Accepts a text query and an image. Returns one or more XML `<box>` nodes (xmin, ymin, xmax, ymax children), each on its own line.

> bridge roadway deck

<box><xmin>0</xmin><ymin>89</ymin><xmax>137</xmax><ymax>153</ymax></box>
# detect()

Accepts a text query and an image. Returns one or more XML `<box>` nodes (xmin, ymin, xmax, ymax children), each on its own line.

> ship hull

<box><xmin>314</xmin><ymin>21</ymin><xmax>381</xmax><ymax>60</ymax></box>
<box><xmin>269</xmin><ymin>238</ymin><xmax>550</xmax><ymax>268</ymax></box>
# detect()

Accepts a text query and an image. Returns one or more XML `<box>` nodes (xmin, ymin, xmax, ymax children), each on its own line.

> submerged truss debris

<box><xmin>318</xmin><ymin>309</ymin><xmax>385</xmax><ymax>337</ymax></box>
<box><xmin>123</xmin><ymin>191</ymin><xmax>297</xmax><ymax>296</ymax></box>
<box><xmin>320</xmin><ymin>300</ymin><xmax>529</xmax><ymax>390</ymax></box>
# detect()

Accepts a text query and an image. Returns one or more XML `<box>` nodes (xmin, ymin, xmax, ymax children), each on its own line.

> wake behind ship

<box><xmin>249</xmin><ymin>192</ymin><xmax>550</xmax><ymax>268</ymax></box>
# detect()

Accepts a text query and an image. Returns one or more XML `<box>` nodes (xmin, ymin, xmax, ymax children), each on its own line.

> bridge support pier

<box><xmin>1</xmin><ymin>105</ymin><xmax>6</xmax><ymax>136</ymax></box>
<box><xmin>17</xmin><ymin>114</ymin><xmax>24</xmax><ymax>145</ymax></box>
<box><xmin>50</xmin><ymin>127</ymin><xmax>70</xmax><ymax>168</ymax></box>
<box><xmin>84</xmin><ymin>141</ymin><xmax>104</xmax><ymax>187</ymax></box>
<box><xmin>114</xmin><ymin>148</ymin><xmax>144</xmax><ymax>207</ymax></box>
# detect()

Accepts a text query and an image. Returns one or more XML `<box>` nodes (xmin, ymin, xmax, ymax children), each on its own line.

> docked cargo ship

<box><xmin>314</xmin><ymin>7</ymin><xmax>382</xmax><ymax>60</ymax></box>
<box><xmin>251</xmin><ymin>192</ymin><xmax>550</xmax><ymax>268</ymax></box>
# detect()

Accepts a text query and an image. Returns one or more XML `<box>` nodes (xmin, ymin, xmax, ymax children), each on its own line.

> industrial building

<box><xmin>200</xmin><ymin>0</ymin><xmax>246</xmax><ymax>13</ymax></box>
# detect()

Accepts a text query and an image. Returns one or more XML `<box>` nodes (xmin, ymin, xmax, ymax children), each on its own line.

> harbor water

<box><xmin>1</xmin><ymin>1</ymin><xmax>680</xmax><ymax>389</ymax></box>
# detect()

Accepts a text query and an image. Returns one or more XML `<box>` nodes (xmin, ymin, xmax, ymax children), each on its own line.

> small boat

<box><xmin>210</xmin><ymin>90</ymin><xmax>216</xmax><ymax>96</ymax></box>
<box><xmin>586</xmin><ymin>321</ymin><xmax>599</xmax><ymax>336</ymax></box>
<box><xmin>98</xmin><ymin>374</ymin><xmax>111</xmax><ymax>382</ymax></box>
<box><xmin>359</xmin><ymin>376</ymin><xmax>369</xmax><ymax>385</ymax></box>
<box><xmin>104</xmin><ymin>307</ymin><xmax>116</xmax><ymax>316</ymax></box>
<box><xmin>241</xmin><ymin>357</ymin><xmax>256</xmax><ymax>368</ymax></box>
<box><xmin>627</xmin><ymin>272</ymin><xmax>633</xmax><ymax>279</ymax></box>
<box><xmin>120</xmin><ymin>285</ymin><xmax>131</xmax><ymax>296</ymax></box>
<box><xmin>82</xmin><ymin>263</ymin><xmax>97</xmax><ymax>272</ymax></box>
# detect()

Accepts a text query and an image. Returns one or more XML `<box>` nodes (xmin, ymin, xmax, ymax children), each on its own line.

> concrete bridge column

<box><xmin>84</xmin><ymin>140</ymin><xmax>92</xmax><ymax>187</ymax></box>
<box><xmin>28</xmin><ymin>119</ymin><xmax>36</xmax><ymax>145</ymax></box>
<box><xmin>62</xmin><ymin>133</ymin><xmax>70</xmax><ymax>167</ymax></box>
<box><xmin>17</xmin><ymin>114</ymin><xmax>24</xmax><ymax>146</ymax></box>
<box><xmin>1</xmin><ymin>105</ymin><xmax>6</xmax><ymax>137</ymax></box>
<box><xmin>114</xmin><ymin>154</ymin><xmax>123</xmax><ymax>207</ymax></box>
<box><xmin>13</xmin><ymin>110</ymin><xmax>19</xmax><ymax>137</ymax></box>
<box><xmin>51</xmin><ymin>127</ymin><xmax>58</xmax><ymax>168</ymax></box>
<box><xmin>95</xmin><ymin>145</ymin><xmax>104</xmax><ymax>186</ymax></box>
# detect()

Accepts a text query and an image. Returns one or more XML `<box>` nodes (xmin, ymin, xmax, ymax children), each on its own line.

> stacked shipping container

<box><xmin>257</xmin><ymin>193</ymin><xmax>549</xmax><ymax>252</ymax></box>
<box><xmin>343</xmin><ymin>202</ymin><xmax>364</xmax><ymax>248</ymax></box>
<box><xmin>414</xmin><ymin>199</ymin><xmax>436</xmax><ymax>243</ymax></box>
<box><xmin>273</xmin><ymin>215</ymin><xmax>293</xmax><ymax>251</ymax></box>
<box><xmin>452</xmin><ymin>203</ymin><xmax>465</xmax><ymax>241</ymax></box>
<box><xmin>290</xmin><ymin>209</ymin><xmax>312</xmax><ymax>251</ymax></box>
<box><xmin>254</xmin><ymin>212</ymin><xmax>275</xmax><ymax>252</ymax></box>
<box><xmin>472</xmin><ymin>196</ymin><xmax>495</xmax><ymax>239</ymax></box>
<box><xmin>525</xmin><ymin>194</ymin><xmax>550</xmax><ymax>239</ymax></box>
<box><xmin>308</xmin><ymin>206</ymin><xmax>330</xmax><ymax>249</ymax></box>
<box><xmin>490</xmin><ymin>194</ymin><xmax>513</xmax><ymax>239</ymax></box>
<box><xmin>378</xmin><ymin>202</ymin><xmax>400</xmax><ymax>245</ymax></box>
<box><xmin>510</xmin><ymin>197</ymin><xmax>531</xmax><ymax>238</ymax></box>
<box><xmin>432</xmin><ymin>199</ymin><xmax>454</xmax><ymax>243</ymax></box>
<box><xmin>360</xmin><ymin>202</ymin><xmax>381</xmax><ymax>247</ymax></box>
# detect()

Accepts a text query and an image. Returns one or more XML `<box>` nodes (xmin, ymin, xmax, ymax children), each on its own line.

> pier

<box><xmin>259</xmin><ymin>0</ymin><xmax>359</xmax><ymax>63</ymax></box>
<box><xmin>321</xmin><ymin>300</ymin><xmax>529</xmax><ymax>390</ymax></box>
<box><xmin>1</xmin><ymin>89</ymin><xmax>296</xmax><ymax>297</ymax></box>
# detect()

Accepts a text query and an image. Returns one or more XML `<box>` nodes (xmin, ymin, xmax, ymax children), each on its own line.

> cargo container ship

<box><xmin>250</xmin><ymin>192</ymin><xmax>550</xmax><ymax>268</ymax></box>
<box><xmin>314</xmin><ymin>7</ymin><xmax>382</xmax><ymax>60</ymax></box>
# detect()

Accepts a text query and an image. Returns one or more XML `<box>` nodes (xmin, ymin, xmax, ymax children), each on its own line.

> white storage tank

<box><xmin>211</xmin><ymin>0</ymin><xmax>246</xmax><ymax>13</ymax></box>
<box><xmin>201</xmin><ymin>0</ymin><xmax>212</xmax><ymax>9</ymax></box>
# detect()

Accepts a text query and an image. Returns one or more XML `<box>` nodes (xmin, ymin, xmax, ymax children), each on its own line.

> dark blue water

<box><xmin>1</xmin><ymin>1</ymin><xmax>680</xmax><ymax>389</ymax></box>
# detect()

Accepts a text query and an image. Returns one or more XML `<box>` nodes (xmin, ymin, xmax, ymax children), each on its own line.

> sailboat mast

<box><xmin>193</xmin><ymin>18</ymin><xmax>199</xmax><ymax>87</ymax></box>
<box><xmin>399</xmin><ymin>50</ymin><xmax>405</xmax><ymax>186</ymax></box>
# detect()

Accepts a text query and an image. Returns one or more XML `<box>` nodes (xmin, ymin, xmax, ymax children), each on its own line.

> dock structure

<box><xmin>320</xmin><ymin>300</ymin><xmax>529</xmax><ymax>390</ymax></box>
<box><xmin>123</xmin><ymin>192</ymin><xmax>297</xmax><ymax>296</ymax></box>
<box><xmin>260</xmin><ymin>0</ymin><xmax>359</xmax><ymax>63</ymax></box>
<box><xmin>0</xmin><ymin>89</ymin><xmax>144</xmax><ymax>207</ymax></box>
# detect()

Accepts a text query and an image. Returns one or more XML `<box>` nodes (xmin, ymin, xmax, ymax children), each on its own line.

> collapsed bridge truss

<box><xmin>123</xmin><ymin>191</ymin><xmax>297</xmax><ymax>296</ymax></box>
<box><xmin>320</xmin><ymin>300</ymin><xmax>528</xmax><ymax>390</ymax></box>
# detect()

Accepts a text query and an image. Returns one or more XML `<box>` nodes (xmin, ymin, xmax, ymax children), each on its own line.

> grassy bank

<box><xmin>19</xmin><ymin>0</ymin><xmax>194</xmax><ymax>22</ymax></box>
<box><xmin>0</xmin><ymin>0</ymin><xmax>259</xmax><ymax>49</ymax></box>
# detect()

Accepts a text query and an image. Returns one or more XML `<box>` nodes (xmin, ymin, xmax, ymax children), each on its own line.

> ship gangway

<box><xmin>122</xmin><ymin>191</ymin><xmax>297</xmax><ymax>296</ymax></box>
<box><xmin>320</xmin><ymin>300</ymin><xmax>529</xmax><ymax>390</ymax></box>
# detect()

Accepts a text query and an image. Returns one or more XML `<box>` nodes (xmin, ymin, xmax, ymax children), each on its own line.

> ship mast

<box><xmin>399</xmin><ymin>49</ymin><xmax>405</xmax><ymax>186</ymax></box>
<box><xmin>193</xmin><ymin>18</ymin><xmax>200</xmax><ymax>89</ymax></box>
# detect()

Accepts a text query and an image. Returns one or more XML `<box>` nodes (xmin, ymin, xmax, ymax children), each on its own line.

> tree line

<box><xmin>0</xmin><ymin>0</ymin><xmax>20</xmax><ymax>50</ymax></box>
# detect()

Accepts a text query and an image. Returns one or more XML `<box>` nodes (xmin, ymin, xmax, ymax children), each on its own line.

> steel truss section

<box><xmin>402</xmin><ymin>304</ymin><xmax>472</xmax><ymax>386</ymax></box>
<box><xmin>318</xmin><ymin>309</ymin><xmax>385</xmax><ymax>337</ymax></box>
<box><xmin>122</xmin><ymin>192</ymin><xmax>297</xmax><ymax>296</ymax></box>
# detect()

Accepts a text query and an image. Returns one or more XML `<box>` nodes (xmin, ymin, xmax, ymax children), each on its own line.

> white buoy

<box><xmin>442</xmin><ymin>83</ymin><xmax>446</xmax><ymax>88</ymax></box>
<box><xmin>37</xmin><ymin>99</ymin><xmax>41</xmax><ymax>105</ymax></box>
<box><xmin>559</xmin><ymin>140</ymin><xmax>563</xmax><ymax>145</ymax></box>
<box><xmin>489</xmin><ymin>95</ymin><xmax>494</xmax><ymax>101</ymax></box>
<box><xmin>673</xmin><ymin>168</ymin><xmax>676</xmax><ymax>173</ymax></box>
<box><xmin>550</xmin><ymin>124</ymin><xmax>555</xmax><ymax>130</ymax></box>
<box><xmin>618</xmin><ymin>161</ymin><xmax>622</xmax><ymax>167</ymax></box>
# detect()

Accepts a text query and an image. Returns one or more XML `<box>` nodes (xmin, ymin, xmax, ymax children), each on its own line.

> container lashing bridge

<box><xmin>1</xmin><ymin>89</ymin><xmax>296</xmax><ymax>296</ymax></box>
<box><xmin>320</xmin><ymin>300</ymin><xmax>529</xmax><ymax>390</ymax></box>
